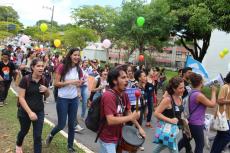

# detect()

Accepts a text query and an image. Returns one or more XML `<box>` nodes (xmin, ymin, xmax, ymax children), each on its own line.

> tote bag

<box><xmin>153</xmin><ymin>96</ymin><xmax>179</xmax><ymax>150</ymax></box>
<box><xmin>213</xmin><ymin>86</ymin><xmax>229</xmax><ymax>131</ymax></box>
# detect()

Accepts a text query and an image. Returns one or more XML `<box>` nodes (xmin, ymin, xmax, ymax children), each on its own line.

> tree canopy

<box><xmin>71</xmin><ymin>5</ymin><xmax>118</xmax><ymax>39</ymax></box>
<box><xmin>168</xmin><ymin>0</ymin><xmax>230</xmax><ymax>62</ymax></box>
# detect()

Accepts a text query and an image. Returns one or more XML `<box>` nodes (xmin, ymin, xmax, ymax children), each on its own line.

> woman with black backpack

<box><xmin>16</xmin><ymin>58</ymin><xmax>50</xmax><ymax>153</ymax></box>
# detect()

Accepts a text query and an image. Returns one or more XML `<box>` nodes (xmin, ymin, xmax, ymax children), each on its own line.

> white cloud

<box><xmin>0</xmin><ymin>0</ymin><xmax>73</xmax><ymax>26</ymax></box>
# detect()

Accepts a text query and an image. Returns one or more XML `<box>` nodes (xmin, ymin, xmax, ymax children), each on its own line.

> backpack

<box><xmin>85</xmin><ymin>89</ymin><xmax>120</xmax><ymax>142</ymax></box>
<box><xmin>17</xmin><ymin>75</ymin><xmax>46</xmax><ymax>107</ymax></box>
<box><xmin>183</xmin><ymin>90</ymin><xmax>200</xmax><ymax>119</ymax></box>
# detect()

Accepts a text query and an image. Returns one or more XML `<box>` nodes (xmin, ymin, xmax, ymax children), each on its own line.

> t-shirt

<box><xmin>0</xmin><ymin>61</ymin><xmax>16</xmax><ymax>81</ymax></box>
<box><xmin>217</xmin><ymin>84</ymin><xmax>230</xmax><ymax>120</ymax></box>
<box><xmin>19</xmin><ymin>75</ymin><xmax>48</xmax><ymax>112</ymax></box>
<box><xmin>56</xmin><ymin>65</ymin><xmax>79</xmax><ymax>99</ymax></box>
<box><xmin>99</xmin><ymin>90</ymin><xmax>131</xmax><ymax>143</ymax></box>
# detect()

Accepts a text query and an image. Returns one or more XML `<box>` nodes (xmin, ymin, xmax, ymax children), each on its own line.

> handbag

<box><xmin>153</xmin><ymin>96</ymin><xmax>179</xmax><ymax>150</ymax></box>
<box><xmin>213</xmin><ymin>86</ymin><xmax>229</xmax><ymax>131</ymax></box>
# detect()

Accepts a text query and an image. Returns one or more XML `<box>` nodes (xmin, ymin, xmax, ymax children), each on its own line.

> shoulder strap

<box><xmin>170</xmin><ymin>95</ymin><xmax>176</xmax><ymax>118</ymax></box>
<box><xmin>25</xmin><ymin>75</ymin><xmax>31</xmax><ymax>89</ymax></box>
<box><xmin>95</xmin><ymin>89</ymin><xmax>121</xmax><ymax>142</ymax></box>
<box><xmin>96</xmin><ymin>77</ymin><xmax>101</xmax><ymax>88</ymax></box>
<box><xmin>188</xmin><ymin>90</ymin><xmax>201</xmax><ymax>118</ymax></box>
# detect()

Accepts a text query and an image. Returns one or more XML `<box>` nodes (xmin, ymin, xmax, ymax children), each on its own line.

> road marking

<box><xmin>10</xmin><ymin>87</ymin><xmax>95</xmax><ymax>153</ymax></box>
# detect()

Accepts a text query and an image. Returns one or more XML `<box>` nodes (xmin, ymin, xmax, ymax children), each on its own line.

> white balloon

<box><xmin>19</xmin><ymin>35</ymin><xmax>30</xmax><ymax>44</ymax></box>
<box><xmin>102</xmin><ymin>39</ymin><xmax>111</xmax><ymax>49</ymax></box>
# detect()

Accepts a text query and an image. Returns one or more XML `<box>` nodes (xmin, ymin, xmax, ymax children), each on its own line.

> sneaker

<box><xmin>0</xmin><ymin>101</ymin><xmax>3</xmax><ymax>107</ymax></box>
<box><xmin>75</xmin><ymin>124</ymin><xmax>84</xmax><ymax>132</ymax></box>
<box><xmin>139</xmin><ymin>146</ymin><xmax>144</xmax><ymax>151</ymax></box>
<box><xmin>68</xmin><ymin>147</ymin><xmax>76</xmax><ymax>153</ymax></box>
<box><xmin>45</xmin><ymin>134</ymin><xmax>53</xmax><ymax>146</ymax></box>
<box><xmin>4</xmin><ymin>101</ymin><xmax>8</xmax><ymax>105</ymax></box>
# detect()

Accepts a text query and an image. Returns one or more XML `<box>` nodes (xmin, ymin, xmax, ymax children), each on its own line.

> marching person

<box><xmin>179</xmin><ymin>73</ymin><xmax>216</xmax><ymax>153</ymax></box>
<box><xmin>16</xmin><ymin>58</ymin><xmax>50</xmax><ymax>153</ymax></box>
<box><xmin>46</xmin><ymin>48</ymin><xmax>83</xmax><ymax>153</ymax></box>
<box><xmin>153</xmin><ymin>76</ymin><xmax>184</xmax><ymax>153</ymax></box>
<box><xmin>98</xmin><ymin>65</ymin><xmax>146</xmax><ymax>153</ymax></box>
<box><xmin>211</xmin><ymin>72</ymin><xmax>230</xmax><ymax>153</ymax></box>
<box><xmin>0</xmin><ymin>50</ymin><xmax>17</xmax><ymax>106</ymax></box>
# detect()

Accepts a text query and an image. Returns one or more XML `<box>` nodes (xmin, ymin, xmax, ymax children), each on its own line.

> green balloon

<box><xmin>137</xmin><ymin>17</ymin><xmax>145</xmax><ymax>27</ymax></box>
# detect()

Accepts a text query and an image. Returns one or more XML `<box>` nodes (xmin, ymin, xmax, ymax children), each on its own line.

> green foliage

<box><xmin>168</xmin><ymin>0</ymin><xmax>230</xmax><ymax>62</ymax></box>
<box><xmin>205</xmin><ymin>0</ymin><xmax>230</xmax><ymax>32</ymax></box>
<box><xmin>0</xmin><ymin>6</ymin><xmax>19</xmax><ymax>22</ymax></box>
<box><xmin>63</xmin><ymin>26</ymin><xmax>98</xmax><ymax>49</ymax></box>
<box><xmin>0</xmin><ymin>31</ymin><xmax>13</xmax><ymax>40</ymax></box>
<box><xmin>71</xmin><ymin>5</ymin><xmax>118</xmax><ymax>38</ymax></box>
<box><xmin>108</xmin><ymin>0</ymin><xmax>176</xmax><ymax>56</ymax></box>
<box><xmin>0</xmin><ymin>21</ymin><xmax>20</xmax><ymax>36</ymax></box>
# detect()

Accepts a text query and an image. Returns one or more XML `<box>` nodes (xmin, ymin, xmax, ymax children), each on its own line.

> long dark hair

<box><xmin>61</xmin><ymin>48</ymin><xmax>81</xmax><ymax>79</ymax></box>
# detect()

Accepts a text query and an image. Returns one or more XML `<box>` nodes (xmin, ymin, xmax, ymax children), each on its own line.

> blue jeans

<box><xmin>51</xmin><ymin>97</ymin><xmax>79</xmax><ymax>148</ymax></box>
<box><xmin>80</xmin><ymin>85</ymin><xmax>88</xmax><ymax>118</ymax></box>
<box><xmin>16</xmin><ymin>109</ymin><xmax>44</xmax><ymax>153</ymax></box>
<box><xmin>147</xmin><ymin>96</ymin><xmax>153</xmax><ymax>122</ymax></box>
<box><xmin>153</xmin><ymin>143</ymin><xmax>179</xmax><ymax>153</ymax></box>
<box><xmin>99</xmin><ymin>139</ymin><xmax>117</xmax><ymax>153</ymax></box>
<box><xmin>210</xmin><ymin>121</ymin><xmax>230</xmax><ymax>153</ymax></box>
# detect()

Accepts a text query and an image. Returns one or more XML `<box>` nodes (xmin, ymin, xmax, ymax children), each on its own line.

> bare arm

<box><xmin>217</xmin><ymin>98</ymin><xmax>230</xmax><ymax>105</ymax></box>
<box><xmin>106</xmin><ymin>111</ymin><xmax>140</xmax><ymax>125</ymax></box>
<box><xmin>154</xmin><ymin>97</ymin><xmax>178</xmax><ymax>124</ymax></box>
<box><xmin>197</xmin><ymin>87</ymin><xmax>216</xmax><ymax>107</ymax></box>
<box><xmin>54</xmin><ymin>73</ymin><xmax>82</xmax><ymax>88</ymax></box>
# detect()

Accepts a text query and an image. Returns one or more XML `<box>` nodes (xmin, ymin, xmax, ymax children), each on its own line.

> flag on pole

<box><xmin>185</xmin><ymin>56</ymin><xmax>209</xmax><ymax>79</ymax></box>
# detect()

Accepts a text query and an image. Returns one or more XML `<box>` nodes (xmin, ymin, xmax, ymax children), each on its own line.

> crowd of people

<box><xmin>0</xmin><ymin>44</ymin><xmax>230</xmax><ymax>153</ymax></box>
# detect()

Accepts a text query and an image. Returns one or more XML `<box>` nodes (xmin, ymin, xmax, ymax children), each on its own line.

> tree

<box><xmin>0</xmin><ymin>6</ymin><xmax>19</xmax><ymax>22</ymax></box>
<box><xmin>109</xmin><ymin>0</ymin><xmax>175</xmax><ymax>55</ymax></box>
<box><xmin>71</xmin><ymin>5</ymin><xmax>118</xmax><ymax>38</ymax></box>
<box><xmin>168</xmin><ymin>0</ymin><xmax>230</xmax><ymax>62</ymax></box>
<box><xmin>63</xmin><ymin>26</ymin><xmax>98</xmax><ymax>49</ymax></box>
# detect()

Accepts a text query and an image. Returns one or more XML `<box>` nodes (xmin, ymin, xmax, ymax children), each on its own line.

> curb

<box><xmin>10</xmin><ymin>87</ymin><xmax>95</xmax><ymax>153</ymax></box>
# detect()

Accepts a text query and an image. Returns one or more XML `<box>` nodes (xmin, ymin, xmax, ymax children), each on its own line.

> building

<box><xmin>153</xmin><ymin>46</ymin><xmax>190</xmax><ymax>68</ymax></box>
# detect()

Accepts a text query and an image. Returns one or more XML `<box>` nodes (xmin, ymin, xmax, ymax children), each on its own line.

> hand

<box><xmin>0</xmin><ymin>76</ymin><xmax>3</xmax><ymax>81</ymax></box>
<box><xmin>39</xmin><ymin>85</ymin><xmax>48</xmax><ymax>93</ymax></box>
<box><xmin>129</xmin><ymin>111</ymin><xmax>140</xmax><ymax>122</ymax></box>
<box><xmin>138</xmin><ymin>127</ymin><xmax>146</xmax><ymax>138</ymax></box>
<box><xmin>170</xmin><ymin>118</ymin><xmax>178</xmax><ymax>124</ymax></box>
<box><xmin>211</xmin><ymin>86</ymin><xmax>217</xmax><ymax>93</ymax></box>
<box><xmin>29</xmin><ymin>112</ymin><xmax>38</xmax><ymax>121</ymax></box>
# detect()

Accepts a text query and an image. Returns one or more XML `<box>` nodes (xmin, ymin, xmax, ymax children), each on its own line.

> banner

<box><xmin>185</xmin><ymin>56</ymin><xmax>209</xmax><ymax>79</ymax></box>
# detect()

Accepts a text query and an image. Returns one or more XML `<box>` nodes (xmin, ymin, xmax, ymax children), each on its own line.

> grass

<box><xmin>0</xmin><ymin>91</ymin><xmax>85</xmax><ymax>153</ymax></box>
<box><xmin>164</xmin><ymin>70</ymin><xmax>215</xmax><ymax>97</ymax></box>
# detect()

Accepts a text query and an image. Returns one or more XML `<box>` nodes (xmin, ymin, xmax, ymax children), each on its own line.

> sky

<box><xmin>0</xmin><ymin>0</ymin><xmax>128</xmax><ymax>26</ymax></box>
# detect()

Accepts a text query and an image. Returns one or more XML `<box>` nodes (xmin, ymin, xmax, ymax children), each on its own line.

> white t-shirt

<box><xmin>58</xmin><ymin>68</ymin><xmax>79</xmax><ymax>99</ymax></box>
